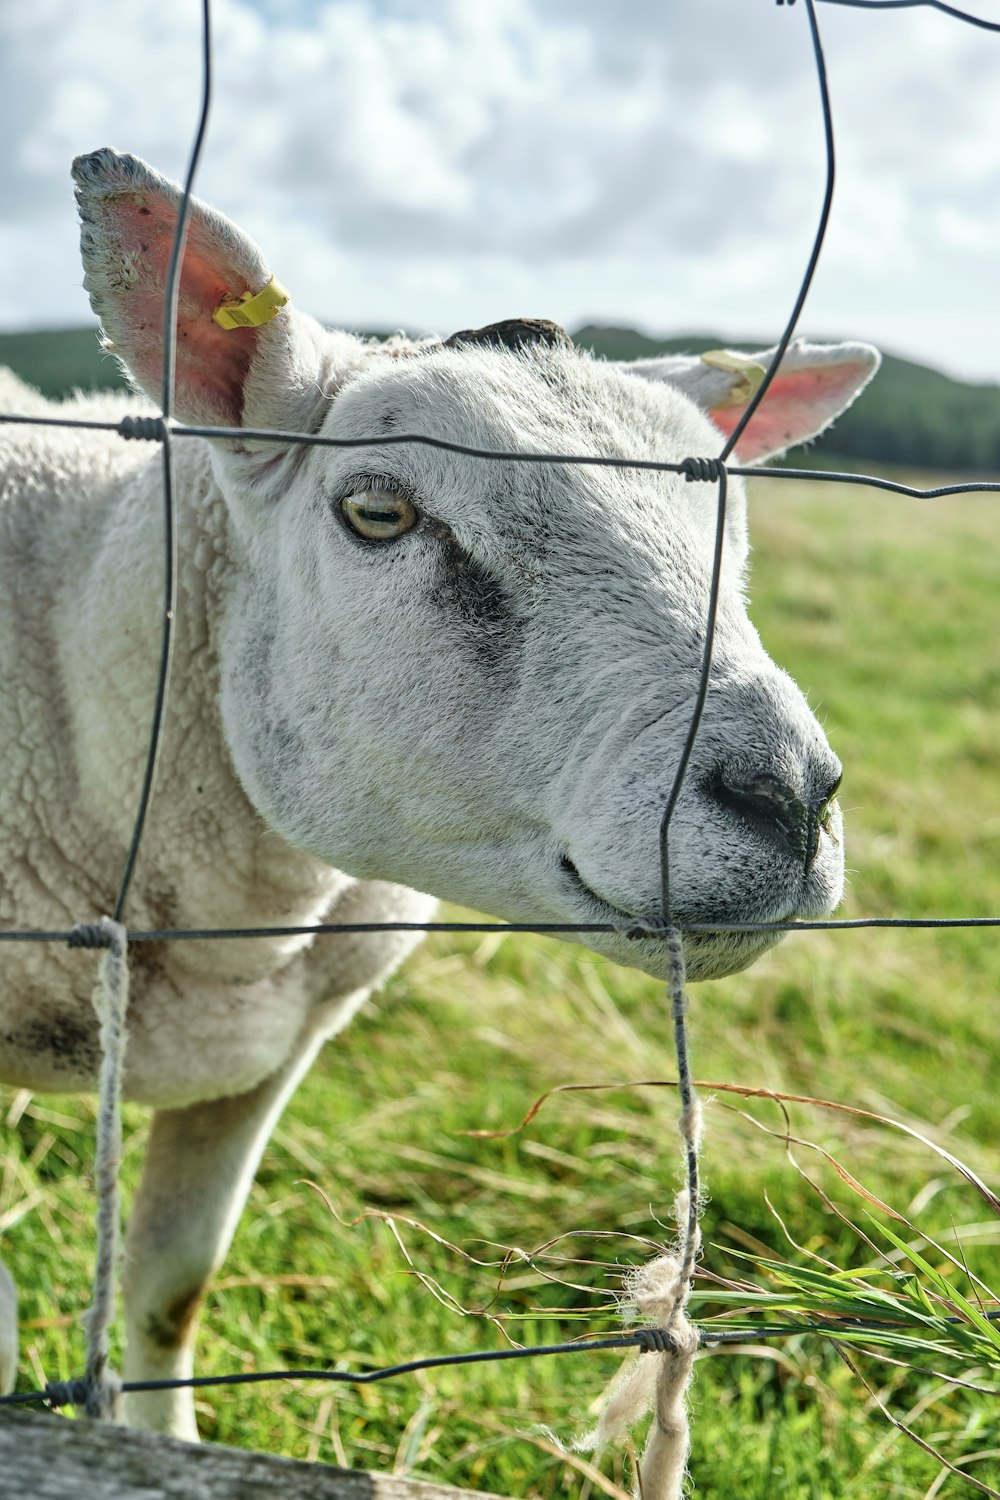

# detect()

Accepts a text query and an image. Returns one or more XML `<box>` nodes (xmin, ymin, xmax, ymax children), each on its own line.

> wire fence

<box><xmin>0</xmin><ymin>0</ymin><xmax>998</xmax><ymax>1490</ymax></box>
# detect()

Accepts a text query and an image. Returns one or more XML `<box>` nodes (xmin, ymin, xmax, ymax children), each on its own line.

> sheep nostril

<box><xmin>707</xmin><ymin>767</ymin><xmax>835</xmax><ymax>873</ymax></box>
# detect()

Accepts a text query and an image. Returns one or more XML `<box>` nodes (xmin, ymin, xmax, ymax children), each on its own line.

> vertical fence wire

<box><xmin>656</xmin><ymin>0</ymin><xmax>839</xmax><ymax>1380</ymax></box>
<box><xmin>111</xmin><ymin>0</ymin><xmax>213</xmax><ymax>922</ymax></box>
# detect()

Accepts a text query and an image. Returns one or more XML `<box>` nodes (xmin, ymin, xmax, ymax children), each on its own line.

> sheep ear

<box><xmin>620</xmin><ymin>339</ymin><xmax>881</xmax><ymax>464</ymax></box>
<box><xmin>72</xmin><ymin>148</ymin><xmax>334</xmax><ymax>440</ymax></box>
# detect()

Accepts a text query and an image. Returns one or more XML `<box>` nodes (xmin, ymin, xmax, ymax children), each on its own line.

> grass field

<box><xmin>2</xmin><ymin>469</ymin><xmax>999</xmax><ymax>1497</ymax></box>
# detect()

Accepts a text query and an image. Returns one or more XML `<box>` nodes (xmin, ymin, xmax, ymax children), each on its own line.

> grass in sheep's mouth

<box><xmin>7</xmin><ymin>473</ymin><xmax>1000</xmax><ymax>1496</ymax></box>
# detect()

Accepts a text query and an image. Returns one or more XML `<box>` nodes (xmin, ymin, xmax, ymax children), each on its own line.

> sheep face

<box><xmin>214</xmin><ymin>341</ymin><xmax>845</xmax><ymax>983</ymax></box>
<box><xmin>74</xmin><ymin>148</ymin><xmax>878</xmax><ymax>984</ymax></box>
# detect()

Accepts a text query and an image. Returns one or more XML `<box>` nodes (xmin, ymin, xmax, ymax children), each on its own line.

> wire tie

<box><xmin>67</xmin><ymin>922</ymin><xmax>116</xmax><ymax>950</ymax></box>
<box><xmin>680</xmin><ymin>456</ymin><xmax>726</xmax><ymax>484</ymax></box>
<box><xmin>117</xmin><ymin>414</ymin><xmax>169</xmax><ymax>443</ymax></box>
<box><xmin>636</xmin><ymin>1327</ymin><xmax>678</xmax><ymax>1354</ymax></box>
<box><xmin>624</xmin><ymin>920</ymin><xmax>658</xmax><ymax>941</ymax></box>
<box><xmin>44</xmin><ymin>1377</ymin><xmax>91</xmax><ymax>1409</ymax></box>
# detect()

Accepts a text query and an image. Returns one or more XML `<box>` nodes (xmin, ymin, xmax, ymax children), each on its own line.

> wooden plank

<box><xmin>0</xmin><ymin>1406</ymin><xmax>514</xmax><ymax>1499</ymax></box>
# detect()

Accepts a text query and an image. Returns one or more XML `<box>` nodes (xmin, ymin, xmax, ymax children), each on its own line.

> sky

<box><xmin>1</xmin><ymin>0</ymin><xmax>999</xmax><ymax>382</ymax></box>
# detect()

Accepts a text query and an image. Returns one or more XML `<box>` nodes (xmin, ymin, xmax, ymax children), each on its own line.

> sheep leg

<box><xmin>0</xmin><ymin>1258</ymin><xmax>17</xmax><ymax>1395</ymax></box>
<box><xmin>120</xmin><ymin>1023</ymin><xmax>334</xmax><ymax>1439</ymax></box>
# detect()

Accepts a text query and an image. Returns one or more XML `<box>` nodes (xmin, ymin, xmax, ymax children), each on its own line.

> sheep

<box><xmin>0</xmin><ymin>147</ymin><xmax>879</xmax><ymax>1440</ymax></box>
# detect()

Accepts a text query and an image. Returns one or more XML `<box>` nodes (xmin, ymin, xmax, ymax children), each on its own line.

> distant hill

<box><xmin>3</xmin><ymin>323</ymin><xmax>999</xmax><ymax>474</ymax></box>
<box><xmin>0</xmin><ymin>327</ymin><xmax>128</xmax><ymax>399</ymax></box>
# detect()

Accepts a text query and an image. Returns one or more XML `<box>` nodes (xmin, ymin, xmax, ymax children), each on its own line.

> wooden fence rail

<box><xmin>0</xmin><ymin>1407</ymin><xmax>513</xmax><ymax>1499</ymax></box>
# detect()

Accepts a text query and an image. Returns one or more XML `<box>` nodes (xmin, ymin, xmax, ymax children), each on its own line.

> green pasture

<box><xmin>2</xmin><ymin>470</ymin><xmax>998</xmax><ymax>1497</ymax></box>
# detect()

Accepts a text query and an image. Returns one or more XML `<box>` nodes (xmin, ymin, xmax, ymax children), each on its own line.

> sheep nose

<box><xmin>706</xmin><ymin>763</ymin><xmax>842</xmax><ymax>873</ymax></box>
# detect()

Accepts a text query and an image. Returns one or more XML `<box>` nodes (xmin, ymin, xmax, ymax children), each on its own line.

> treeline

<box><xmin>3</xmin><ymin>323</ymin><xmax>1000</xmax><ymax>474</ymax></box>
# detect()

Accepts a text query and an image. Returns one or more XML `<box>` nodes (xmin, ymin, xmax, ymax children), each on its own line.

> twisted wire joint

<box><xmin>44</xmin><ymin>1378</ymin><xmax>90</xmax><ymax>1409</ymax></box>
<box><xmin>636</xmin><ymin>1327</ymin><xmax>680</xmax><ymax>1354</ymax></box>
<box><xmin>680</xmin><ymin>456</ymin><xmax>726</xmax><ymax>484</ymax></box>
<box><xmin>118</xmin><ymin>414</ymin><xmax>169</xmax><ymax>443</ymax></box>
<box><xmin>68</xmin><ymin>923</ymin><xmax>116</xmax><ymax>950</ymax></box>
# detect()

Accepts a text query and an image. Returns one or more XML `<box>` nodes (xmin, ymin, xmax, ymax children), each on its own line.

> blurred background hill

<box><xmin>3</xmin><ymin>323</ymin><xmax>1000</xmax><ymax>474</ymax></box>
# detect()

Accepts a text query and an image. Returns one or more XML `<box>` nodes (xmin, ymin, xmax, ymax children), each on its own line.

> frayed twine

<box><xmin>577</xmin><ymin>1230</ymin><xmax>701</xmax><ymax>1446</ymax></box>
<box><xmin>79</xmin><ymin>917</ymin><xmax>130</xmax><ymax>1422</ymax></box>
<box><xmin>578</xmin><ymin>1234</ymin><xmax>702</xmax><ymax>1500</ymax></box>
<box><xmin>580</xmin><ymin>930</ymin><xmax>703</xmax><ymax>1499</ymax></box>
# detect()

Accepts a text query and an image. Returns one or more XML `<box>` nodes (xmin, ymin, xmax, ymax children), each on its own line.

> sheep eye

<box><xmin>341</xmin><ymin>488</ymin><xmax>417</xmax><ymax>541</ymax></box>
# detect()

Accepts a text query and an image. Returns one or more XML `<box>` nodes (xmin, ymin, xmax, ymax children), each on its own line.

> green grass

<box><xmin>2</xmin><ymin>471</ymin><xmax>999</xmax><ymax>1497</ymax></box>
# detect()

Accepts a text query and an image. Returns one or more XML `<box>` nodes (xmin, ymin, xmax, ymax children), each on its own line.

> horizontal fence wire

<box><xmin>4</xmin><ymin>1305</ymin><xmax>1000</xmax><ymax>1413</ymax></box>
<box><xmin>3</xmin><ymin>409</ymin><xmax>1000</xmax><ymax>497</ymax></box>
<box><xmin>2</xmin><ymin>916</ymin><xmax>1000</xmax><ymax>948</ymax></box>
<box><xmin>0</xmin><ymin>0</ymin><xmax>997</xmax><ymax>1436</ymax></box>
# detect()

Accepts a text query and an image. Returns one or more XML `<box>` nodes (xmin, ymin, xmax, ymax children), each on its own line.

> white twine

<box><xmin>581</xmin><ymin>926</ymin><xmax>703</xmax><ymax>1500</ymax></box>
<box><xmin>80</xmin><ymin>917</ymin><xmax>129</xmax><ymax>1421</ymax></box>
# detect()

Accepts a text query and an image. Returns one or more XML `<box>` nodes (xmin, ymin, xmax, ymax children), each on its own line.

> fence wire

<box><xmin>0</xmin><ymin>0</ymin><xmax>997</xmax><ymax>1458</ymax></box>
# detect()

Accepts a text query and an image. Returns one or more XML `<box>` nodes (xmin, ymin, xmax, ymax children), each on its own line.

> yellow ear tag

<box><xmin>701</xmin><ymin>348</ymin><xmax>767</xmax><ymax>408</ymax></box>
<box><xmin>213</xmin><ymin>275</ymin><xmax>290</xmax><ymax>331</ymax></box>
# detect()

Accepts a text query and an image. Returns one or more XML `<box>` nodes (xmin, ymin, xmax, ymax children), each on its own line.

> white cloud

<box><xmin>0</xmin><ymin>0</ymin><xmax>999</xmax><ymax>379</ymax></box>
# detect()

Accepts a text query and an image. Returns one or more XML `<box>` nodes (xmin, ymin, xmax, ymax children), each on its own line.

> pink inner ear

<box><xmin>710</xmin><ymin>362</ymin><xmax>871</xmax><ymax>463</ymax></box>
<box><xmin>112</xmin><ymin>194</ymin><xmax>258</xmax><ymax>426</ymax></box>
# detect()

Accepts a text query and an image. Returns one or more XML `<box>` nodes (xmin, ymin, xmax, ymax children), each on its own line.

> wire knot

<box><xmin>68</xmin><ymin>922</ymin><xmax>115</xmax><ymax>950</ymax></box>
<box><xmin>623</xmin><ymin>920</ymin><xmax>659</xmax><ymax>942</ymax></box>
<box><xmin>44</xmin><ymin>1377</ymin><xmax>90</xmax><ymax>1409</ymax></box>
<box><xmin>635</xmin><ymin>1327</ymin><xmax>679</xmax><ymax>1354</ymax></box>
<box><xmin>680</xmin><ymin>456</ymin><xmax>725</xmax><ymax>484</ymax></box>
<box><xmin>118</xmin><ymin>414</ymin><xmax>168</xmax><ymax>443</ymax></box>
